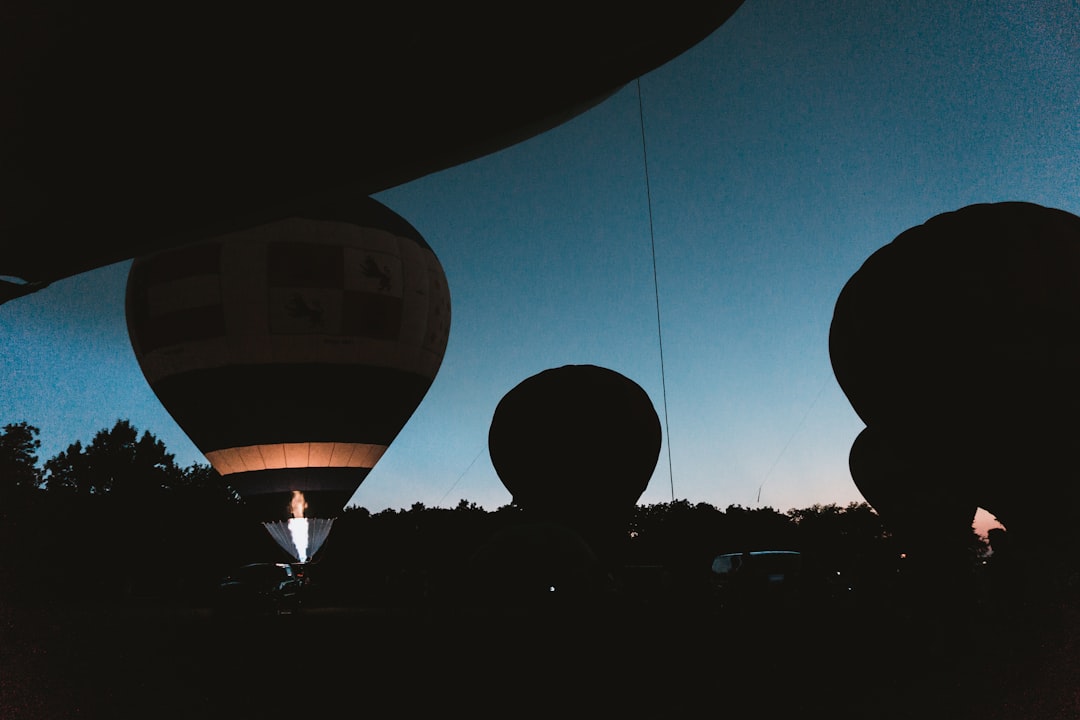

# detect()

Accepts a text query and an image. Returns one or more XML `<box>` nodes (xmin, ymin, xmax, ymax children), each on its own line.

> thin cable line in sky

<box><xmin>756</xmin><ymin>376</ymin><xmax>831</xmax><ymax>505</ymax></box>
<box><xmin>438</xmin><ymin>444</ymin><xmax>487</xmax><ymax>507</ymax></box>
<box><xmin>637</xmin><ymin>77</ymin><xmax>675</xmax><ymax>503</ymax></box>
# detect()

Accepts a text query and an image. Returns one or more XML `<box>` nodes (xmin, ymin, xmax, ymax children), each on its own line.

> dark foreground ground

<box><xmin>2</xmin><ymin>585</ymin><xmax>1078</xmax><ymax>720</ymax></box>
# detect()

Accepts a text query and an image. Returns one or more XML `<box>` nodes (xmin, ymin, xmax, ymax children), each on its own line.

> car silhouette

<box><xmin>215</xmin><ymin>562</ymin><xmax>304</xmax><ymax>615</ymax></box>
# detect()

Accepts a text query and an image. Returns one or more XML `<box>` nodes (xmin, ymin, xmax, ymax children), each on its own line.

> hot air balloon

<box><xmin>1</xmin><ymin>3</ymin><xmax>745</xmax><ymax>304</ymax></box>
<box><xmin>487</xmin><ymin>364</ymin><xmax>662</xmax><ymax>563</ymax></box>
<box><xmin>830</xmin><ymin>201</ymin><xmax>1080</xmax><ymax>558</ymax></box>
<box><xmin>125</xmin><ymin>194</ymin><xmax>450</xmax><ymax>561</ymax></box>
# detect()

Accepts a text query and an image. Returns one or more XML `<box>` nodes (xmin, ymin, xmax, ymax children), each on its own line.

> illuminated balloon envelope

<box><xmin>125</xmin><ymin>195</ymin><xmax>451</xmax><ymax>560</ymax></box>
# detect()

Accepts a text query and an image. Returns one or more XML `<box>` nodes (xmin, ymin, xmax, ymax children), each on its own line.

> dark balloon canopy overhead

<box><xmin>488</xmin><ymin>364</ymin><xmax>662</xmax><ymax>530</ymax></box>
<box><xmin>831</xmin><ymin>201</ymin><xmax>1080</xmax><ymax>555</ymax></box>
<box><xmin>1</xmin><ymin>2</ymin><xmax>745</xmax><ymax>302</ymax></box>
<box><xmin>125</xmin><ymin>194</ymin><xmax>450</xmax><ymax>525</ymax></box>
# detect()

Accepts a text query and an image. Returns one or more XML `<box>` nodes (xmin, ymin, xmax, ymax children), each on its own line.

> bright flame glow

<box><xmin>289</xmin><ymin>517</ymin><xmax>309</xmax><ymax>563</ymax></box>
<box><xmin>288</xmin><ymin>490</ymin><xmax>309</xmax><ymax>562</ymax></box>
<box><xmin>290</xmin><ymin>490</ymin><xmax>307</xmax><ymax>518</ymax></box>
<box><xmin>263</xmin><ymin>516</ymin><xmax>335</xmax><ymax>563</ymax></box>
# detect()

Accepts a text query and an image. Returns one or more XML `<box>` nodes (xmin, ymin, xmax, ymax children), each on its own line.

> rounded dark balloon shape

<box><xmin>848</xmin><ymin>426</ymin><xmax>975</xmax><ymax>536</ymax></box>
<box><xmin>830</xmin><ymin>201</ymin><xmax>1080</xmax><ymax>449</ymax></box>
<box><xmin>847</xmin><ymin>426</ymin><xmax>909</xmax><ymax>522</ymax></box>
<box><xmin>126</xmin><ymin>195</ymin><xmax>450</xmax><ymax>522</ymax></box>
<box><xmin>833</xmin><ymin>202</ymin><xmax>1080</xmax><ymax>553</ymax></box>
<box><xmin>488</xmin><ymin>365</ymin><xmax>661</xmax><ymax>521</ymax></box>
<box><xmin>0</xmin><ymin>3</ymin><xmax>745</xmax><ymax>298</ymax></box>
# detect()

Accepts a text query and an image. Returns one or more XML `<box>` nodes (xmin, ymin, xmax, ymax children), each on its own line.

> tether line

<box><xmin>637</xmin><ymin>77</ymin><xmax>675</xmax><ymax>502</ymax></box>
<box><xmin>438</xmin><ymin>443</ymin><xmax>486</xmax><ymax>507</ymax></box>
<box><xmin>756</xmin><ymin>375</ymin><xmax>830</xmax><ymax>505</ymax></box>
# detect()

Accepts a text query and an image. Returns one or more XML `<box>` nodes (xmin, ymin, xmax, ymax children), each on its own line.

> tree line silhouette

<box><xmin>7</xmin><ymin>418</ymin><xmax>1077</xmax><ymax>720</ymax></box>
<box><xmin>1</xmin><ymin>418</ymin><xmax>995</xmax><ymax>616</ymax></box>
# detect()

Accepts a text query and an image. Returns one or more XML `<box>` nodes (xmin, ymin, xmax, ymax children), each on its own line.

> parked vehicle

<box><xmin>710</xmin><ymin>550</ymin><xmax>804</xmax><ymax>609</ymax></box>
<box><xmin>216</xmin><ymin>562</ymin><xmax>304</xmax><ymax>615</ymax></box>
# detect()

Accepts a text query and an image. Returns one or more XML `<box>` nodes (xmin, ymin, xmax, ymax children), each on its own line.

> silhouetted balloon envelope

<box><xmin>830</xmin><ymin>201</ymin><xmax>1080</xmax><ymax>479</ymax></box>
<box><xmin>1</xmin><ymin>3</ymin><xmax>746</xmax><ymax>300</ymax></box>
<box><xmin>487</xmin><ymin>365</ymin><xmax>662</xmax><ymax>526</ymax></box>
<box><xmin>847</xmin><ymin>426</ymin><xmax>909</xmax><ymax>522</ymax></box>
<box><xmin>125</xmin><ymin>195</ymin><xmax>451</xmax><ymax>522</ymax></box>
<box><xmin>830</xmin><ymin>201</ymin><xmax>1080</xmax><ymax>447</ymax></box>
<box><xmin>831</xmin><ymin>201</ymin><xmax>1080</xmax><ymax>543</ymax></box>
<box><xmin>847</xmin><ymin>426</ymin><xmax>975</xmax><ymax>537</ymax></box>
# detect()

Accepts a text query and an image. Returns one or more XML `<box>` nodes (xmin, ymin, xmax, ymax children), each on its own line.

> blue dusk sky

<box><xmin>3</xmin><ymin>1</ymin><xmax>1078</xmax><ymax>523</ymax></box>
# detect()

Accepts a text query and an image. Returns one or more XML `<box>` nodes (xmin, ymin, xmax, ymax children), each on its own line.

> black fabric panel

<box><xmin>130</xmin><ymin>302</ymin><xmax>227</xmax><ymax>355</ymax></box>
<box><xmin>124</xmin><ymin>252</ymin><xmax>226</xmax><ymax>356</ymax></box>
<box><xmin>341</xmin><ymin>291</ymin><xmax>403</xmax><ymax>340</ymax></box>
<box><xmin>8</xmin><ymin>7</ymin><xmax>745</xmax><ymax>285</ymax></box>
<box><xmin>227</xmin><ymin>466</ymin><xmax>370</xmax><ymax>496</ymax></box>
<box><xmin>150</xmin><ymin>363</ymin><xmax>433</xmax><ymax>451</ymax></box>
<box><xmin>267</xmin><ymin>242</ymin><xmax>345</xmax><ymax>288</ymax></box>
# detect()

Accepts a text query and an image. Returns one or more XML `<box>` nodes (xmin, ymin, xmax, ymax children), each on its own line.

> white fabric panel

<box><xmin>344</xmin><ymin>225</ymin><xmax>399</xmax><ymax>257</ymax></box>
<box><xmin>422</xmin><ymin>254</ymin><xmax>451</xmax><ymax>372</ymax></box>
<box><xmin>396</xmin><ymin>236</ymin><xmax>427</xmax><ymax>349</ymax></box>
<box><xmin>343</xmin><ymin>244</ymin><xmax>404</xmax><ymax>296</ymax></box>
<box><xmin>268</xmin><ymin>287</ymin><xmax>344</xmax><ymax>335</ymax></box>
